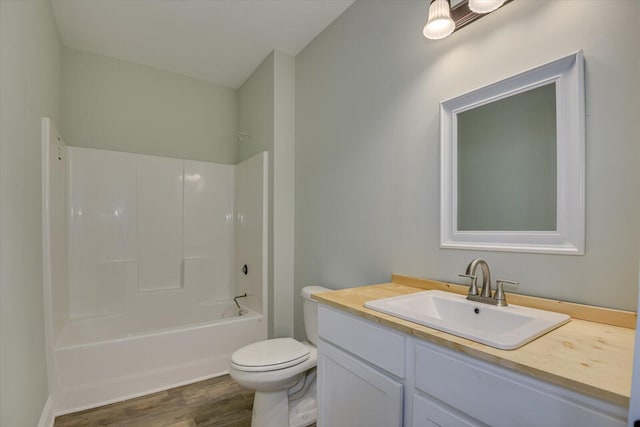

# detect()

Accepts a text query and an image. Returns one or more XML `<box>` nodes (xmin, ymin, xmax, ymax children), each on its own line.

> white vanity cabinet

<box><xmin>317</xmin><ymin>304</ymin><xmax>628</xmax><ymax>427</ymax></box>
<box><xmin>317</xmin><ymin>305</ymin><xmax>405</xmax><ymax>427</ymax></box>
<box><xmin>412</xmin><ymin>341</ymin><xmax>626</xmax><ymax>427</ymax></box>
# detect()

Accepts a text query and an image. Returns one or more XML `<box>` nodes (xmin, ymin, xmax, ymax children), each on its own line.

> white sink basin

<box><xmin>364</xmin><ymin>290</ymin><xmax>570</xmax><ymax>350</ymax></box>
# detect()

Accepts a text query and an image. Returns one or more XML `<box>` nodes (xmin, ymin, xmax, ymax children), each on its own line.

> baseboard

<box><xmin>38</xmin><ymin>396</ymin><xmax>55</xmax><ymax>427</ymax></box>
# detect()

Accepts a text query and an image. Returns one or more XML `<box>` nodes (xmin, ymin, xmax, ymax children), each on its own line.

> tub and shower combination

<box><xmin>42</xmin><ymin>118</ymin><xmax>268</xmax><ymax>413</ymax></box>
<box><xmin>53</xmin><ymin>301</ymin><xmax>264</xmax><ymax>412</ymax></box>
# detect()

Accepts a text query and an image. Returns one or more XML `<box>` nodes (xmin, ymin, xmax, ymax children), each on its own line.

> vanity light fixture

<box><xmin>423</xmin><ymin>0</ymin><xmax>455</xmax><ymax>40</ymax></box>
<box><xmin>424</xmin><ymin>0</ymin><xmax>512</xmax><ymax>40</ymax></box>
<box><xmin>468</xmin><ymin>0</ymin><xmax>506</xmax><ymax>14</ymax></box>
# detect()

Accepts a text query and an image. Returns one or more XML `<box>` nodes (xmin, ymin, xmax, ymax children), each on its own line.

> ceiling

<box><xmin>51</xmin><ymin>0</ymin><xmax>355</xmax><ymax>89</ymax></box>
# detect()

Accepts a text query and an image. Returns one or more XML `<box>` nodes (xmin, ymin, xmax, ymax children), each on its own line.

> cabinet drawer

<box><xmin>414</xmin><ymin>342</ymin><xmax>626</xmax><ymax>427</ymax></box>
<box><xmin>412</xmin><ymin>393</ymin><xmax>483</xmax><ymax>427</ymax></box>
<box><xmin>318</xmin><ymin>305</ymin><xmax>405</xmax><ymax>378</ymax></box>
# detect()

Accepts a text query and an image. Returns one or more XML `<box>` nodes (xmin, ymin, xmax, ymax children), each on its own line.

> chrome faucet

<box><xmin>459</xmin><ymin>258</ymin><xmax>519</xmax><ymax>306</ymax></box>
<box><xmin>464</xmin><ymin>258</ymin><xmax>492</xmax><ymax>298</ymax></box>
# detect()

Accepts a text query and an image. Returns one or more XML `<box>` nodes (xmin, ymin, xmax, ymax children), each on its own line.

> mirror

<box><xmin>457</xmin><ymin>83</ymin><xmax>557</xmax><ymax>231</ymax></box>
<box><xmin>440</xmin><ymin>51</ymin><xmax>585</xmax><ymax>255</ymax></box>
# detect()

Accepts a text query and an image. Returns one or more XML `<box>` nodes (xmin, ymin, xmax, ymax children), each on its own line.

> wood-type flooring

<box><xmin>54</xmin><ymin>375</ymin><xmax>315</xmax><ymax>427</ymax></box>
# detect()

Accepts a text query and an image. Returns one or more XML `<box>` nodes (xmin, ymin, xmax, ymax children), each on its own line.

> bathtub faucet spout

<box><xmin>233</xmin><ymin>293</ymin><xmax>248</xmax><ymax>316</ymax></box>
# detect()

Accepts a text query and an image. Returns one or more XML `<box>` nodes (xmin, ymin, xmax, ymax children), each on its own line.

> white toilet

<box><xmin>229</xmin><ymin>286</ymin><xmax>330</xmax><ymax>427</ymax></box>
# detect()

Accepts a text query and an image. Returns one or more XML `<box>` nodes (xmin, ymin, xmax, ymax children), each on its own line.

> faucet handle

<box><xmin>495</xmin><ymin>279</ymin><xmax>519</xmax><ymax>307</ymax></box>
<box><xmin>458</xmin><ymin>274</ymin><xmax>479</xmax><ymax>296</ymax></box>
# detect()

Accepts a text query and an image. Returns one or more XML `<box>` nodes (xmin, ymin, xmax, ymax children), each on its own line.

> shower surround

<box><xmin>42</xmin><ymin>118</ymin><xmax>268</xmax><ymax>414</ymax></box>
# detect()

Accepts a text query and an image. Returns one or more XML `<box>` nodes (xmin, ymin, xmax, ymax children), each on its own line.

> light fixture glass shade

<box><xmin>423</xmin><ymin>0</ymin><xmax>455</xmax><ymax>40</ymax></box>
<box><xmin>468</xmin><ymin>0</ymin><xmax>506</xmax><ymax>14</ymax></box>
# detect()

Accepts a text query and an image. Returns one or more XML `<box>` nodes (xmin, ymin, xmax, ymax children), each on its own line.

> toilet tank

<box><xmin>301</xmin><ymin>286</ymin><xmax>331</xmax><ymax>345</ymax></box>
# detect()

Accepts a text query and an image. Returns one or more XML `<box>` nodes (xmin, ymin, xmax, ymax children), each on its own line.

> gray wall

<box><xmin>272</xmin><ymin>52</ymin><xmax>296</xmax><ymax>338</ymax></box>
<box><xmin>238</xmin><ymin>53</ymin><xmax>275</xmax><ymax>163</ymax></box>
<box><xmin>62</xmin><ymin>47</ymin><xmax>238</xmax><ymax>163</ymax></box>
<box><xmin>238</xmin><ymin>51</ymin><xmax>296</xmax><ymax>337</ymax></box>
<box><xmin>0</xmin><ymin>0</ymin><xmax>62</xmax><ymax>424</ymax></box>
<box><xmin>294</xmin><ymin>0</ymin><xmax>640</xmax><ymax>338</ymax></box>
<box><xmin>238</xmin><ymin>52</ymin><xmax>276</xmax><ymax>336</ymax></box>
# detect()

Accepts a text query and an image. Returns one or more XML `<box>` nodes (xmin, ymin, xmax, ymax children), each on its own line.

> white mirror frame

<box><xmin>440</xmin><ymin>51</ymin><xmax>585</xmax><ymax>255</ymax></box>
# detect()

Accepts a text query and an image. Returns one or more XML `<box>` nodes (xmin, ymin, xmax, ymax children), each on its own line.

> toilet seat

<box><xmin>231</xmin><ymin>338</ymin><xmax>310</xmax><ymax>372</ymax></box>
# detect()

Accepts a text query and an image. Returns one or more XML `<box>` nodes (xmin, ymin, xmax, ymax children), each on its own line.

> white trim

<box><xmin>629</xmin><ymin>254</ymin><xmax>640</xmax><ymax>425</ymax></box>
<box><xmin>440</xmin><ymin>51</ymin><xmax>585</xmax><ymax>255</ymax></box>
<box><xmin>262</xmin><ymin>151</ymin><xmax>269</xmax><ymax>339</ymax></box>
<box><xmin>41</xmin><ymin>117</ymin><xmax>59</xmax><ymax>408</ymax></box>
<box><xmin>37</xmin><ymin>396</ymin><xmax>55</xmax><ymax>427</ymax></box>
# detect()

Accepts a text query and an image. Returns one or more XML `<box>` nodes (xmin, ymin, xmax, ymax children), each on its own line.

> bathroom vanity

<box><xmin>313</xmin><ymin>276</ymin><xmax>634</xmax><ymax>427</ymax></box>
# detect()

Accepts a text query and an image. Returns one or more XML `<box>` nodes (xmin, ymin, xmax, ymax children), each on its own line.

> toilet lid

<box><xmin>231</xmin><ymin>338</ymin><xmax>310</xmax><ymax>372</ymax></box>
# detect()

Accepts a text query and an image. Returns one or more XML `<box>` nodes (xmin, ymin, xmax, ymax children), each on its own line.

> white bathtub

<box><xmin>52</xmin><ymin>301</ymin><xmax>265</xmax><ymax>414</ymax></box>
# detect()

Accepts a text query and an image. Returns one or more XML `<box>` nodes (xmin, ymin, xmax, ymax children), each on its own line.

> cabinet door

<box><xmin>318</xmin><ymin>340</ymin><xmax>403</xmax><ymax>427</ymax></box>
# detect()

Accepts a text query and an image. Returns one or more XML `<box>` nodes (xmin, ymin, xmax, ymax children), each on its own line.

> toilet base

<box><xmin>252</xmin><ymin>389</ymin><xmax>290</xmax><ymax>427</ymax></box>
<box><xmin>289</xmin><ymin>379</ymin><xmax>317</xmax><ymax>427</ymax></box>
<box><xmin>250</xmin><ymin>378</ymin><xmax>317</xmax><ymax>427</ymax></box>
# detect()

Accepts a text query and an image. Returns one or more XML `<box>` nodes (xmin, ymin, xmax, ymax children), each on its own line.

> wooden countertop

<box><xmin>312</xmin><ymin>276</ymin><xmax>635</xmax><ymax>408</ymax></box>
